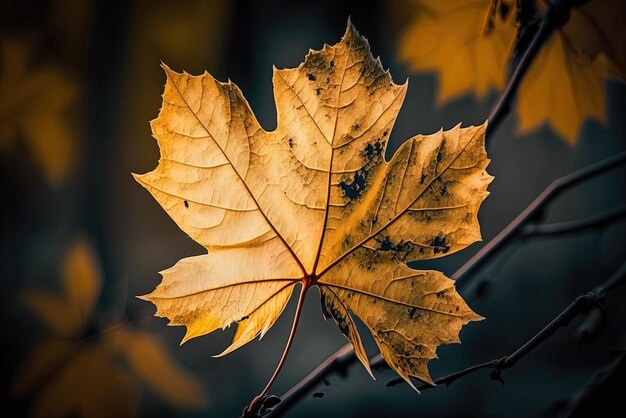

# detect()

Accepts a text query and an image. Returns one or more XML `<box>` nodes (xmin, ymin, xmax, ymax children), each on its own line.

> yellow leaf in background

<box><xmin>12</xmin><ymin>339</ymin><xmax>73</xmax><ymax>398</ymax></box>
<box><xmin>109</xmin><ymin>328</ymin><xmax>207</xmax><ymax>409</ymax></box>
<box><xmin>136</xmin><ymin>22</ymin><xmax>491</xmax><ymax>386</ymax></box>
<box><xmin>22</xmin><ymin>239</ymin><xmax>102</xmax><ymax>338</ymax></box>
<box><xmin>517</xmin><ymin>0</ymin><xmax>622</xmax><ymax>143</ymax></box>
<box><xmin>0</xmin><ymin>37</ymin><xmax>77</xmax><ymax>184</ymax></box>
<box><xmin>516</xmin><ymin>30</ymin><xmax>610</xmax><ymax>142</ymax></box>
<box><xmin>398</xmin><ymin>0</ymin><xmax>626</xmax><ymax>144</ymax></box>
<box><xmin>27</xmin><ymin>343</ymin><xmax>138</xmax><ymax>418</ymax></box>
<box><xmin>558</xmin><ymin>0</ymin><xmax>626</xmax><ymax>79</ymax></box>
<box><xmin>15</xmin><ymin>238</ymin><xmax>207</xmax><ymax>417</ymax></box>
<box><xmin>399</xmin><ymin>0</ymin><xmax>516</xmax><ymax>103</ymax></box>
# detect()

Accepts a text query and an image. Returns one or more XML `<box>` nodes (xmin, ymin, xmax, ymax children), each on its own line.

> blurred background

<box><xmin>1</xmin><ymin>0</ymin><xmax>625</xmax><ymax>417</ymax></box>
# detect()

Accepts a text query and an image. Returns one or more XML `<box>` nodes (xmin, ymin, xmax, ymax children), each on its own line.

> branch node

<box><xmin>489</xmin><ymin>357</ymin><xmax>507</xmax><ymax>385</ymax></box>
<box><xmin>242</xmin><ymin>395</ymin><xmax>281</xmax><ymax>418</ymax></box>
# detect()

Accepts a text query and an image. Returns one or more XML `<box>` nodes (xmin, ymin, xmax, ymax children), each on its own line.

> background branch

<box><xmin>454</xmin><ymin>151</ymin><xmax>626</xmax><ymax>289</ymax></box>
<box><xmin>520</xmin><ymin>205</ymin><xmax>626</xmax><ymax>237</ymax></box>
<box><xmin>555</xmin><ymin>349</ymin><xmax>626</xmax><ymax>417</ymax></box>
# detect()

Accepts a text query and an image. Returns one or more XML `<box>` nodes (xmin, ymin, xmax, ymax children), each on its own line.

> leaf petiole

<box><xmin>246</xmin><ymin>281</ymin><xmax>309</xmax><ymax>416</ymax></box>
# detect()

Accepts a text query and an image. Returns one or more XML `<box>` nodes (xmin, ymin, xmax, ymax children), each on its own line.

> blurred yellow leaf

<box><xmin>399</xmin><ymin>0</ymin><xmax>516</xmax><ymax>103</ymax></box>
<box><xmin>0</xmin><ymin>37</ymin><xmax>78</xmax><ymax>184</ymax></box>
<box><xmin>15</xmin><ymin>238</ymin><xmax>207</xmax><ymax>417</ymax></box>
<box><xmin>517</xmin><ymin>0</ymin><xmax>622</xmax><ymax>142</ymax></box>
<box><xmin>398</xmin><ymin>0</ymin><xmax>626</xmax><ymax>143</ymax></box>
<box><xmin>25</xmin><ymin>342</ymin><xmax>138</xmax><ymax>418</ymax></box>
<box><xmin>22</xmin><ymin>239</ymin><xmax>102</xmax><ymax>337</ymax></box>
<box><xmin>109</xmin><ymin>328</ymin><xmax>207</xmax><ymax>409</ymax></box>
<box><xmin>136</xmin><ymin>23</ymin><xmax>490</xmax><ymax>386</ymax></box>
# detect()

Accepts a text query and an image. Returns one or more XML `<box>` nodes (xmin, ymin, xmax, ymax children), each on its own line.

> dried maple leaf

<box><xmin>135</xmin><ymin>22</ymin><xmax>492</xmax><ymax>390</ymax></box>
<box><xmin>398</xmin><ymin>0</ymin><xmax>626</xmax><ymax>144</ymax></box>
<box><xmin>14</xmin><ymin>238</ymin><xmax>206</xmax><ymax>418</ymax></box>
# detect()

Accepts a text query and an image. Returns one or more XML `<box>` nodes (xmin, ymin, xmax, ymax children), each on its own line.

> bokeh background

<box><xmin>1</xmin><ymin>0</ymin><xmax>625</xmax><ymax>417</ymax></box>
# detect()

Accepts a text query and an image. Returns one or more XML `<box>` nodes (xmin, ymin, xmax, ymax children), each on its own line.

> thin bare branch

<box><xmin>555</xmin><ymin>350</ymin><xmax>626</xmax><ymax>417</ymax></box>
<box><xmin>454</xmin><ymin>151</ymin><xmax>626</xmax><ymax>290</ymax></box>
<box><xmin>521</xmin><ymin>205</ymin><xmax>626</xmax><ymax>237</ymax></box>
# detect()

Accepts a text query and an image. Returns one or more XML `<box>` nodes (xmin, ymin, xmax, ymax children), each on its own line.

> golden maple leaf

<box><xmin>14</xmin><ymin>239</ymin><xmax>206</xmax><ymax>417</ymax></box>
<box><xmin>135</xmin><ymin>22</ymin><xmax>492</xmax><ymax>388</ymax></box>
<box><xmin>398</xmin><ymin>0</ymin><xmax>625</xmax><ymax>144</ymax></box>
<box><xmin>0</xmin><ymin>37</ymin><xmax>78</xmax><ymax>184</ymax></box>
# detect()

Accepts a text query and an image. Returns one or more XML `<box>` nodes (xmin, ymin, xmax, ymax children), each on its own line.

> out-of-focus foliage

<box><xmin>135</xmin><ymin>23</ymin><xmax>491</xmax><ymax>387</ymax></box>
<box><xmin>0</xmin><ymin>37</ymin><xmax>78</xmax><ymax>184</ymax></box>
<box><xmin>399</xmin><ymin>0</ymin><xmax>516</xmax><ymax>103</ymax></box>
<box><xmin>398</xmin><ymin>0</ymin><xmax>626</xmax><ymax>143</ymax></box>
<box><xmin>13</xmin><ymin>239</ymin><xmax>207</xmax><ymax>418</ymax></box>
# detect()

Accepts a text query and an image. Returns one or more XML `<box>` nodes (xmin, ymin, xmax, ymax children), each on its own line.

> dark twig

<box><xmin>486</xmin><ymin>0</ymin><xmax>580</xmax><ymax>139</ymax></box>
<box><xmin>521</xmin><ymin>205</ymin><xmax>626</xmax><ymax>237</ymax></box>
<box><xmin>454</xmin><ymin>151</ymin><xmax>626</xmax><ymax>290</ymax></box>
<box><xmin>264</xmin><ymin>152</ymin><xmax>626</xmax><ymax>417</ymax></box>
<box><xmin>555</xmin><ymin>349</ymin><xmax>626</xmax><ymax>417</ymax></box>
<box><xmin>376</xmin><ymin>261</ymin><xmax>626</xmax><ymax>390</ymax></box>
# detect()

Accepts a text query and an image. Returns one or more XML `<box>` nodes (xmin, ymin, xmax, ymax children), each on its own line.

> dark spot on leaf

<box><xmin>499</xmin><ymin>1</ymin><xmax>511</xmax><ymax>19</ymax></box>
<box><xmin>430</xmin><ymin>233</ymin><xmax>450</xmax><ymax>254</ymax></box>
<box><xmin>408</xmin><ymin>307</ymin><xmax>419</xmax><ymax>319</ymax></box>
<box><xmin>376</xmin><ymin>236</ymin><xmax>414</xmax><ymax>261</ymax></box>
<box><xmin>339</xmin><ymin>170</ymin><xmax>367</xmax><ymax>201</ymax></box>
<box><xmin>184</xmin><ymin>200</ymin><xmax>189</xmax><ymax>208</ymax></box>
<box><xmin>288</xmin><ymin>138</ymin><xmax>293</xmax><ymax>148</ymax></box>
<box><xmin>383</xmin><ymin>130</ymin><xmax>388</xmax><ymax>136</ymax></box>
<box><xmin>315</xmin><ymin>87</ymin><xmax>322</xmax><ymax>95</ymax></box>
<box><xmin>420</xmin><ymin>173</ymin><xmax>427</xmax><ymax>184</ymax></box>
<box><xmin>330</xmin><ymin>60</ymin><xmax>335</xmax><ymax>67</ymax></box>
<box><xmin>353</xmin><ymin>123</ymin><xmax>360</xmax><ymax>131</ymax></box>
<box><xmin>439</xmin><ymin>181</ymin><xmax>448</xmax><ymax>196</ymax></box>
<box><xmin>326</xmin><ymin>76</ymin><xmax>330</xmax><ymax>83</ymax></box>
<box><xmin>363</xmin><ymin>141</ymin><xmax>383</xmax><ymax>159</ymax></box>
<box><xmin>321</xmin><ymin>292</ymin><xmax>349</xmax><ymax>335</ymax></box>
<box><xmin>320</xmin><ymin>293</ymin><xmax>332</xmax><ymax>320</ymax></box>
<box><xmin>307</xmin><ymin>73</ymin><xmax>316</xmax><ymax>81</ymax></box>
<box><xmin>312</xmin><ymin>392</ymin><xmax>324</xmax><ymax>398</ymax></box>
